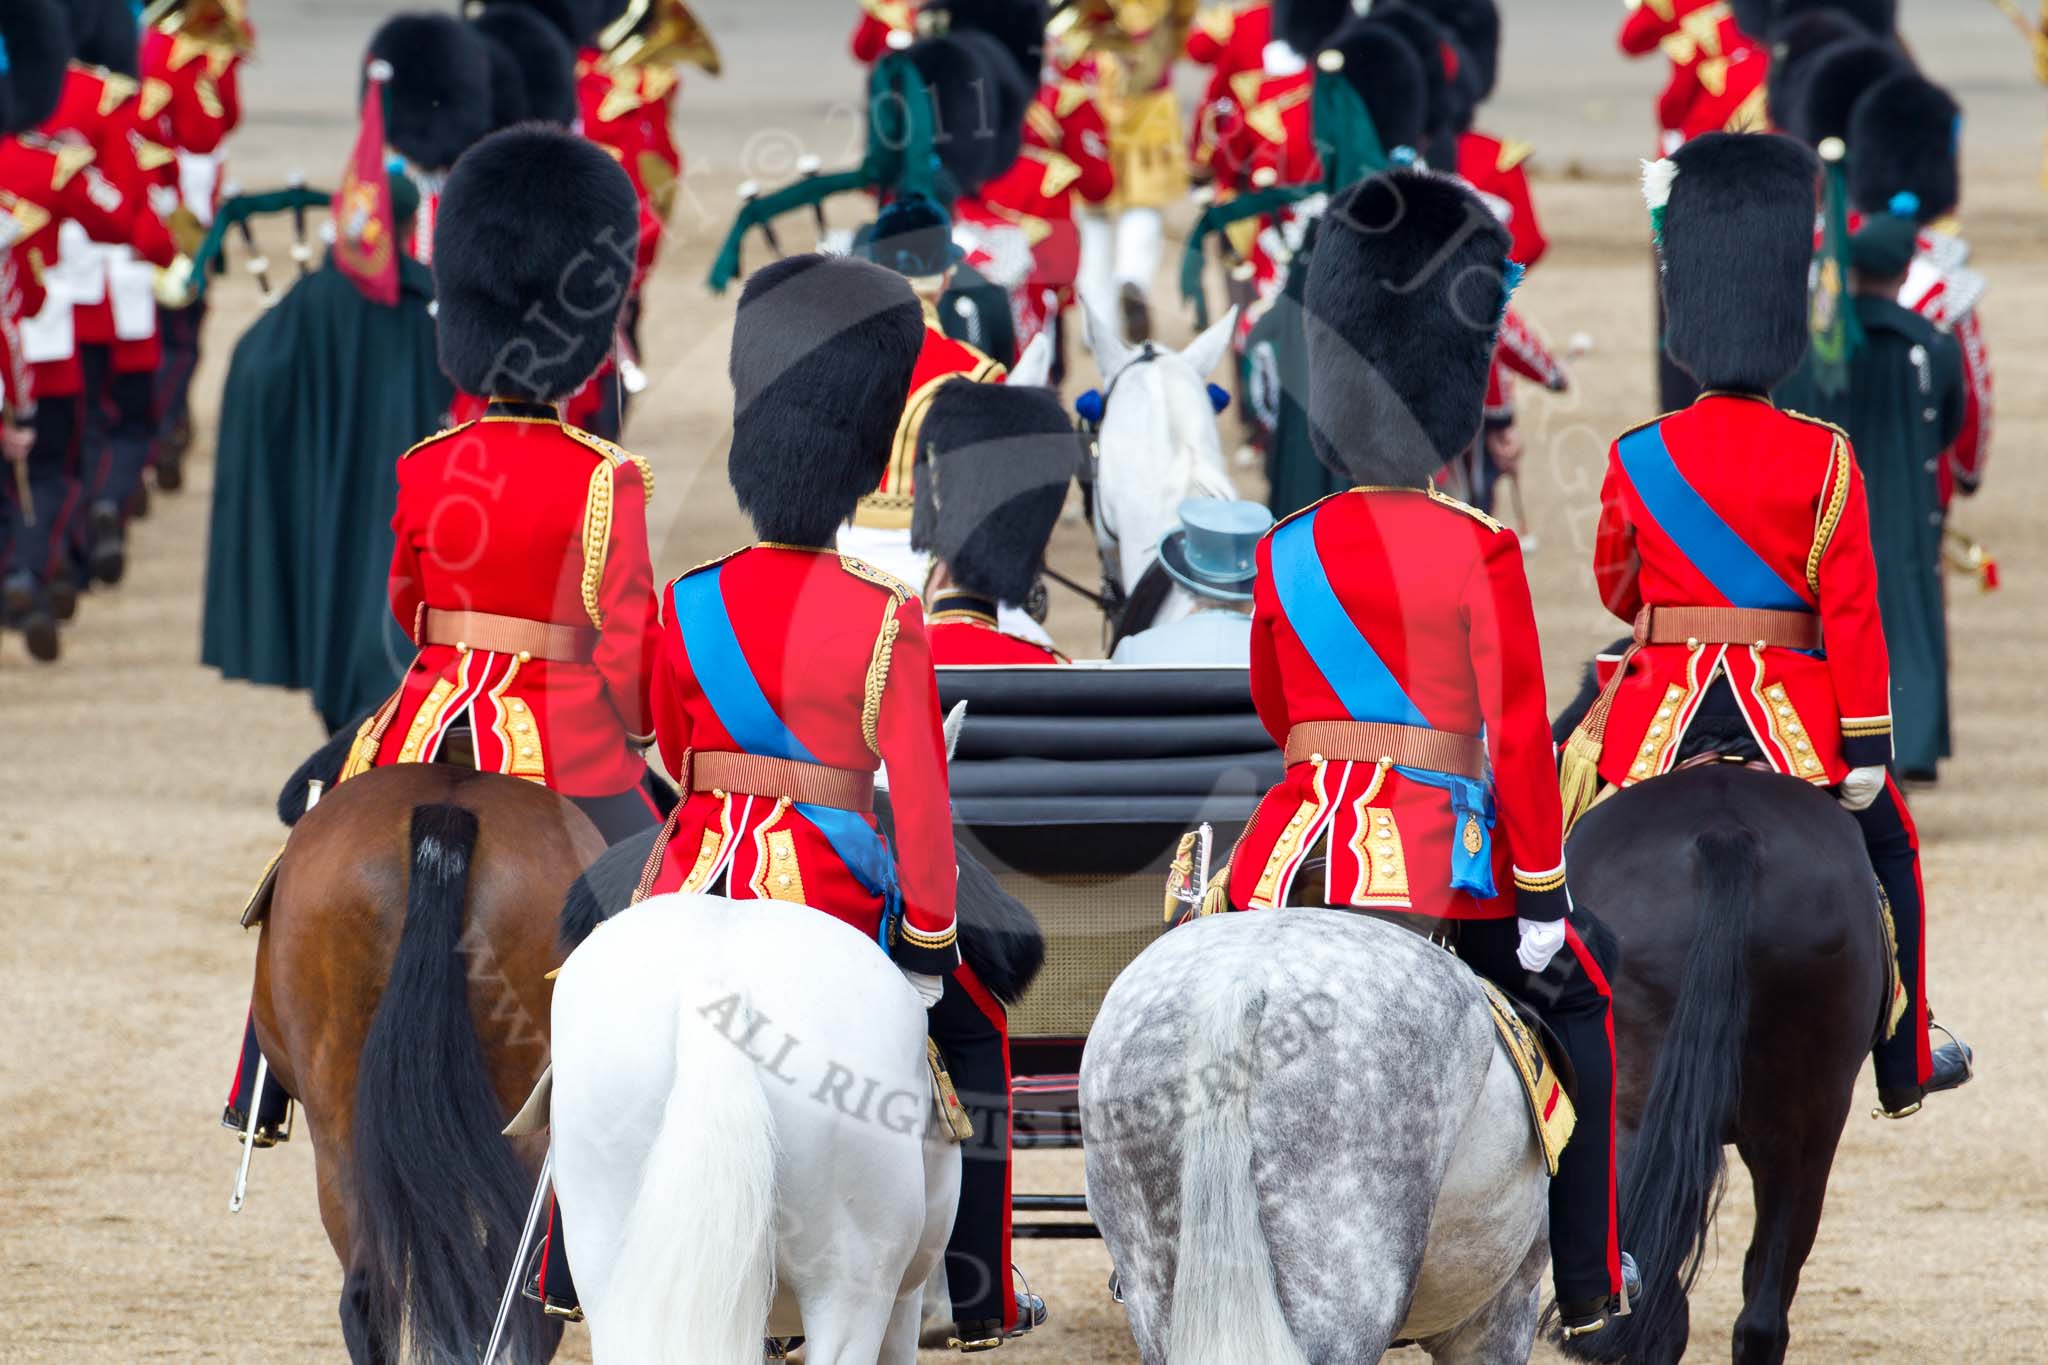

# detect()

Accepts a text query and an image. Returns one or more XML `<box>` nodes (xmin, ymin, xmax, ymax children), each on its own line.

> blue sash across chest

<box><xmin>671</xmin><ymin>566</ymin><xmax>901</xmax><ymax>943</ymax></box>
<box><xmin>1616</xmin><ymin>420</ymin><xmax>1811</xmax><ymax>613</ymax></box>
<box><xmin>1269</xmin><ymin>505</ymin><xmax>1496</xmax><ymax>897</ymax></box>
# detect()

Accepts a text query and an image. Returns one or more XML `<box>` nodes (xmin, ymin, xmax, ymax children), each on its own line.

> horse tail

<box><xmin>349</xmin><ymin>803</ymin><xmax>552</xmax><ymax>1363</ymax></box>
<box><xmin>603</xmin><ymin>981</ymin><xmax>777</xmax><ymax>1365</ymax></box>
<box><xmin>1571</xmin><ymin>827</ymin><xmax>1756</xmax><ymax>1362</ymax></box>
<box><xmin>1167</xmin><ymin>978</ymin><xmax>1311</xmax><ymax>1365</ymax></box>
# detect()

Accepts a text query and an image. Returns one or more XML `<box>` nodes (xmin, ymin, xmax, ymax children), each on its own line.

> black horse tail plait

<box><xmin>348</xmin><ymin>803</ymin><xmax>556</xmax><ymax>1364</ymax></box>
<box><xmin>1567</xmin><ymin>826</ymin><xmax>1756</xmax><ymax>1363</ymax></box>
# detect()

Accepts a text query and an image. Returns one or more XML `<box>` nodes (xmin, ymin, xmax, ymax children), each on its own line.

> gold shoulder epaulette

<box><xmin>1266</xmin><ymin>487</ymin><xmax>1345</xmax><ymax>538</ymax></box>
<box><xmin>1781</xmin><ymin>406</ymin><xmax>1850</xmax><ymax>441</ymax></box>
<box><xmin>1495</xmin><ymin>138</ymin><xmax>1534</xmax><ymax>175</ymax></box>
<box><xmin>1427</xmin><ymin>486</ymin><xmax>1506</xmax><ymax>533</ymax></box>
<box><xmin>680</xmin><ymin>545</ymin><xmax>749</xmax><ymax>579</ymax></box>
<box><xmin>398</xmin><ymin>419</ymin><xmax>479</xmax><ymax>459</ymax></box>
<box><xmin>839</xmin><ymin>553</ymin><xmax>911</xmax><ymax>602</ymax></box>
<box><xmin>560</xmin><ymin>424</ymin><xmax>656</xmax><ymax>498</ymax></box>
<box><xmin>1612</xmin><ymin>404</ymin><xmax>1684</xmax><ymax>444</ymax></box>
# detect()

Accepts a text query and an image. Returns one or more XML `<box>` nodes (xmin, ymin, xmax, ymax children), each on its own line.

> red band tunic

<box><xmin>1592</xmin><ymin>393</ymin><xmax>1893</xmax><ymax>787</ymax></box>
<box><xmin>640</xmin><ymin>545</ymin><xmax>962</xmax><ymax>974</ymax></box>
<box><xmin>1227</xmin><ymin>487</ymin><xmax>1568</xmax><ymax>922</ymax></box>
<box><xmin>370</xmin><ymin>405</ymin><xmax>661</xmax><ymax>798</ymax></box>
<box><xmin>926</xmin><ymin>593</ymin><xmax>1069</xmax><ymax>666</ymax></box>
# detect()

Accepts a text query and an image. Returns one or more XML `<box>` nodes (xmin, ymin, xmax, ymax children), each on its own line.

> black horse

<box><xmin>1553</xmin><ymin>662</ymin><xmax>1895</xmax><ymax>1365</ymax></box>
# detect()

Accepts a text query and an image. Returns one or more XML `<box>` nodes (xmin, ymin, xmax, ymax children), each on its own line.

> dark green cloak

<box><xmin>1246</xmin><ymin>220</ymin><xmax>1345</xmax><ymax>520</ymax></box>
<box><xmin>201</xmin><ymin>254</ymin><xmax>451</xmax><ymax>733</ymax></box>
<box><xmin>1779</xmin><ymin>294</ymin><xmax>1964</xmax><ymax>777</ymax></box>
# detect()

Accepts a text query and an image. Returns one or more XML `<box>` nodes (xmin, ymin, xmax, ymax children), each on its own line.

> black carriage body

<box><xmin>935</xmin><ymin>665</ymin><xmax>1281</xmax><ymax>1238</ymax></box>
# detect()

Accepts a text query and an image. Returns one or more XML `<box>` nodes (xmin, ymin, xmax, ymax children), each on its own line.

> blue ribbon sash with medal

<box><xmin>1269</xmin><ymin>507</ymin><xmax>1497</xmax><ymax>897</ymax></box>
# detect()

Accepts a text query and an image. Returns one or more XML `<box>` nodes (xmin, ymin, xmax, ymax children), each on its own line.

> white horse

<box><xmin>548</xmin><ymin>895</ymin><xmax>959</xmax><ymax>1365</ymax></box>
<box><xmin>1079</xmin><ymin>298</ymin><xmax>1240</xmax><ymax>638</ymax></box>
<box><xmin>1080</xmin><ymin>909</ymin><xmax>1554</xmax><ymax>1364</ymax></box>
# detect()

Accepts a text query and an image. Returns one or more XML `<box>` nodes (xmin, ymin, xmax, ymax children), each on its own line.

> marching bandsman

<box><xmin>1615</xmin><ymin>0</ymin><xmax>1768</xmax><ymax>154</ymax></box>
<box><xmin>1057</xmin><ymin>0</ymin><xmax>1197</xmax><ymax>342</ymax></box>
<box><xmin>849</xmin><ymin>0</ymin><xmax>915</xmax><ymax>62</ymax></box>
<box><xmin>369</xmin><ymin>12</ymin><xmax>497</xmax><ymax>267</ymax></box>
<box><xmin>1572</xmin><ymin>131</ymin><xmax>1971</xmax><ymax>1117</ymax></box>
<box><xmin>838</xmin><ymin>194</ymin><xmax>1007</xmax><ymax>597</ymax></box>
<box><xmin>140</xmin><ymin>0</ymin><xmax>250</xmax><ymax>488</ymax></box>
<box><xmin>223</xmin><ymin>125</ymin><xmax>663</xmax><ymax>1155</ymax></box>
<box><xmin>632</xmin><ymin>251</ymin><xmax>1042</xmax><ymax>1344</ymax></box>
<box><xmin>1842</xmin><ymin>70</ymin><xmax>1993</xmax><ymax>506</ymax></box>
<box><xmin>1</xmin><ymin>1</ymin><xmax>177</xmax><ymax>660</ymax></box>
<box><xmin>913</xmin><ymin>379</ymin><xmax>1078</xmax><ymax>665</ymax></box>
<box><xmin>1183</xmin><ymin>0</ymin><xmax>1270</xmax><ymax>177</ymax></box>
<box><xmin>1218</xmin><ymin>167</ymin><xmax>1632</xmax><ymax>1338</ymax></box>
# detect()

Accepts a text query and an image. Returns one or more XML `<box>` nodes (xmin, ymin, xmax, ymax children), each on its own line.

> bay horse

<box><xmin>1079</xmin><ymin>909</ymin><xmax>1558</xmax><ymax>1364</ymax></box>
<box><xmin>251</xmin><ymin>761</ymin><xmax>603</xmax><ymax>1364</ymax></box>
<box><xmin>1553</xmin><ymin>668</ymin><xmax>1890</xmax><ymax>1364</ymax></box>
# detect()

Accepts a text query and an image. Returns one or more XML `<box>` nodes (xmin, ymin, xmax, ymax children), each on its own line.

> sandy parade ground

<box><xmin>2</xmin><ymin>1</ymin><xmax>2045</xmax><ymax>1360</ymax></box>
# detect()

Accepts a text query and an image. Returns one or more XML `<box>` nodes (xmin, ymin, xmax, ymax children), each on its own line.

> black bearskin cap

<box><xmin>1304</xmin><ymin>169</ymin><xmax>1513</xmax><ymax>484</ymax></box>
<box><xmin>906</xmin><ymin>30</ymin><xmax>1029</xmax><ymax>199</ymax></box>
<box><xmin>472</xmin><ymin>4</ymin><xmax>579</xmax><ymax>127</ymax></box>
<box><xmin>1322</xmin><ymin>18</ymin><xmax>1430</xmax><ymax>155</ymax></box>
<box><xmin>433</xmin><ymin>125</ymin><xmax>639</xmax><ymax>401</ymax></box>
<box><xmin>1771</xmin><ymin>0</ymin><xmax>1896</xmax><ymax>37</ymax></box>
<box><xmin>0</xmin><ymin>0</ymin><xmax>72</xmax><ymax>135</ymax></box>
<box><xmin>468</xmin><ymin>0</ymin><xmax>603</xmax><ymax>47</ymax></box>
<box><xmin>1728</xmin><ymin>0</ymin><xmax>1770</xmax><ymax>40</ymax></box>
<box><xmin>1790</xmin><ymin>36</ymin><xmax>1911</xmax><ymax>148</ymax></box>
<box><xmin>1369</xmin><ymin>5</ymin><xmax>1460</xmax><ymax>142</ymax></box>
<box><xmin>67</xmin><ymin>0</ymin><xmax>135</xmax><ymax>75</ymax></box>
<box><xmin>1765</xmin><ymin>11</ymin><xmax>1867</xmax><ymax>128</ymax></box>
<box><xmin>1654</xmin><ymin>132</ymin><xmax>1819</xmax><ymax>392</ymax></box>
<box><xmin>728</xmin><ymin>254</ymin><xmax>925</xmax><ymax>546</ymax></box>
<box><xmin>1414</xmin><ymin>0</ymin><xmax>1499</xmax><ymax>99</ymax></box>
<box><xmin>1275</xmin><ymin>0</ymin><xmax>1353</xmax><ymax>55</ymax></box>
<box><xmin>368</xmin><ymin>13</ymin><xmax>497</xmax><ymax>175</ymax></box>
<box><xmin>921</xmin><ymin>0</ymin><xmax>1048</xmax><ymax>83</ymax></box>
<box><xmin>913</xmin><ymin>381</ymin><xmax>1077</xmax><ymax>606</ymax></box>
<box><xmin>1848</xmin><ymin>72</ymin><xmax>1961</xmax><ymax>222</ymax></box>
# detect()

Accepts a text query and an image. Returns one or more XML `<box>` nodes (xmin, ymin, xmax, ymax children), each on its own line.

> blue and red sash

<box><xmin>672</xmin><ymin>566</ymin><xmax>902</xmax><ymax>944</ymax></box>
<box><xmin>1270</xmin><ymin>506</ymin><xmax>1496</xmax><ymax>897</ymax></box>
<box><xmin>1616</xmin><ymin>421</ymin><xmax>1812</xmax><ymax>613</ymax></box>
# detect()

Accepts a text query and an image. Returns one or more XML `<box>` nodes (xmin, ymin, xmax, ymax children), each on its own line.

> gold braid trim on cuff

<box><xmin>898</xmin><ymin>921</ymin><xmax>957</xmax><ymax>949</ymax></box>
<box><xmin>1513</xmin><ymin>867</ymin><xmax>1569</xmax><ymax>894</ymax></box>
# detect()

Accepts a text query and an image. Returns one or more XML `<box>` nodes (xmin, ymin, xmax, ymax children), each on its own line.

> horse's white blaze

<box><xmin>1080</xmin><ymin>297</ymin><xmax>1242</xmax><ymax>625</ymax></box>
<box><xmin>550</xmin><ymin>896</ymin><xmax>958</xmax><ymax>1364</ymax></box>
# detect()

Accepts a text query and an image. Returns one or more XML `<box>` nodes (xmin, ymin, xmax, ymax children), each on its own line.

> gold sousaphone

<box><xmin>139</xmin><ymin>0</ymin><xmax>257</xmax><ymax>55</ymax></box>
<box><xmin>597</xmin><ymin>0</ymin><xmax>723</xmax><ymax>76</ymax></box>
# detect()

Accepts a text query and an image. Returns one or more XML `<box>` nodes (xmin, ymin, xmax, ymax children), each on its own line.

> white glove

<box><xmin>903</xmin><ymin>970</ymin><xmax>946</xmax><ymax>1008</ymax></box>
<box><xmin>1516</xmin><ymin>917</ymin><xmax>1568</xmax><ymax>974</ymax></box>
<box><xmin>1838</xmin><ymin>765</ymin><xmax>1886</xmax><ymax>811</ymax></box>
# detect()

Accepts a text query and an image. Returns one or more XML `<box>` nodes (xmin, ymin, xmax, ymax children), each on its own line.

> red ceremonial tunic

<box><xmin>1592</xmin><ymin>393</ymin><xmax>1893</xmax><ymax>787</ymax></box>
<box><xmin>1227</xmin><ymin>487</ymin><xmax>1567</xmax><ymax>922</ymax></box>
<box><xmin>1616</xmin><ymin>0</ymin><xmax>1767</xmax><ymax>147</ymax></box>
<box><xmin>926</xmin><ymin>592</ymin><xmax>1069</xmax><ymax>665</ymax></box>
<box><xmin>639</xmin><ymin>545</ymin><xmax>961</xmax><ymax>974</ymax></box>
<box><xmin>576</xmin><ymin>50</ymin><xmax>682</xmax><ymax>284</ymax></box>
<box><xmin>853</xmin><ymin>312</ymin><xmax>1004</xmax><ymax>530</ymax></box>
<box><xmin>371</xmin><ymin>403</ymin><xmax>661</xmax><ymax>798</ymax></box>
<box><xmin>849</xmin><ymin>0</ymin><xmax>914</xmax><ymax>64</ymax></box>
<box><xmin>1184</xmin><ymin>1</ymin><xmax>1272</xmax><ymax>169</ymax></box>
<box><xmin>43</xmin><ymin>64</ymin><xmax>179</xmax><ymax>370</ymax></box>
<box><xmin>140</xmin><ymin>29</ymin><xmax>244</xmax><ymax>157</ymax></box>
<box><xmin>1458</xmin><ymin>132</ymin><xmax>1546</xmax><ymax>270</ymax></box>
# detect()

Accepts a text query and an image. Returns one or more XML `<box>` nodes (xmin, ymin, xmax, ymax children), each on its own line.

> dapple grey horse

<box><xmin>1080</xmin><ymin>908</ymin><xmax>1552</xmax><ymax>1364</ymax></box>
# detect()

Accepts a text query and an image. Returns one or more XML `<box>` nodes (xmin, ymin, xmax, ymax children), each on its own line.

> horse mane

<box><xmin>555</xmin><ymin>798</ymin><xmax>1047</xmax><ymax>1005</ymax></box>
<box><xmin>1109</xmin><ymin>559</ymin><xmax>1176</xmax><ymax>651</ymax></box>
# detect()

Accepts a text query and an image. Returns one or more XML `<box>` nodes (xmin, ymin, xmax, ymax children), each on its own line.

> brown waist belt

<box><xmin>421</xmin><ymin>608</ymin><xmax>597</xmax><ymax>662</ymax></box>
<box><xmin>1284</xmin><ymin>721</ymin><xmax>1487</xmax><ymax>782</ymax></box>
<box><xmin>1632</xmin><ymin>605</ymin><xmax>1821</xmax><ymax>651</ymax></box>
<box><xmin>690</xmin><ymin>750</ymin><xmax>875</xmax><ymax>813</ymax></box>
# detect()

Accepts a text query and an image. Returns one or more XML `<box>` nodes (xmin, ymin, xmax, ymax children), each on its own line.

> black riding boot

<box><xmin>1456</xmin><ymin>913</ymin><xmax>1628</xmax><ymax>1328</ymax></box>
<box><xmin>523</xmin><ymin>1196</ymin><xmax>581</xmax><ymax>1319</ymax></box>
<box><xmin>928</xmin><ymin>964</ymin><xmax>1042</xmax><ymax>1348</ymax></box>
<box><xmin>1852</xmin><ymin>777</ymin><xmax>1973</xmax><ymax>1116</ymax></box>
<box><xmin>221</xmin><ymin>1010</ymin><xmax>293</xmax><ymax>1146</ymax></box>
